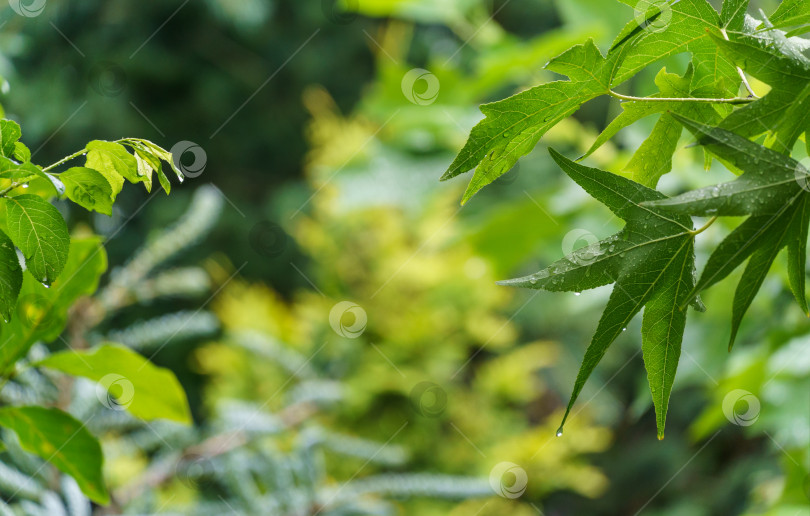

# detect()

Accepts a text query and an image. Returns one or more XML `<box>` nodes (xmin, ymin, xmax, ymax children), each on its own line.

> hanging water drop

<box><xmin>556</xmin><ymin>428</ymin><xmax>563</xmax><ymax>437</ymax></box>
<box><xmin>21</xmin><ymin>183</ymin><xmax>29</xmax><ymax>189</ymax></box>
<box><xmin>574</xmin><ymin>292</ymin><xmax>581</xmax><ymax>296</ymax></box>
<box><xmin>622</xmin><ymin>327</ymin><xmax>627</xmax><ymax>332</ymax></box>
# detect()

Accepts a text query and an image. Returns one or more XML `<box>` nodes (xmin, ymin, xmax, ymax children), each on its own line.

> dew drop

<box><xmin>711</xmin><ymin>186</ymin><xmax>720</xmax><ymax>198</ymax></box>
<box><xmin>530</xmin><ymin>278</ymin><xmax>537</xmax><ymax>285</ymax></box>
<box><xmin>574</xmin><ymin>292</ymin><xmax>581</xmax><ymax>296</ymax></box>
<box><xmin>622</xmin><ymin>327</ymin><xmax>627</xmax><ymax>332</ymax></box>
<box><xmin>21</xmin><ymin>184</ymin><xmax>29</xmax><ymax>189</ymax></box>
<box><xmin>556</xmin><ymin>429</ymin><xmax>564</xmax><ymax>437</ymax></box>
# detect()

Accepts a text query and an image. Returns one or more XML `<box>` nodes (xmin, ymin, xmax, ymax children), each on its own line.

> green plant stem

<box><xmin>0</xmin><ymin>183</ymin><xmax>18</xmax><ymax>197</ymax></box>
<box><xmin>42</xmin><ymin>148</ymin><xmax>88</xmax><ymax>172</ymax></box>
<box><xmin>608</xmin><ymin>90</ymin><xmax>755</xmax><ymax>105</ymax></box>
<box><xmin>42</xmin><ymin>138</ymin><xmax>140</xmax><ymax>173</ymax></box>
<box><xmin>720</xmin><ymin>28</ymin><xmax>758</xmax><ymax>99</ymax></box>
<box><xmin>690</xmin><ymin>216</ymin><xmax>718</xmax><ymax>236</ymax></box>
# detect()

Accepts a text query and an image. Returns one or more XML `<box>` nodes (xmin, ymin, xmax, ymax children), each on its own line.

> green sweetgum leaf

<box><xmin>440</xmin><ymin>39</ymin><xmax>633</xmax><ymax>203</ymax></box>
<box><xmin>4</xmin><ymin>194</ymin><xmax>70</xmax><ymax>286</ymax></box>
<box><xmin>0</xmin><ymin>406</ymin><xmax>108</xmax><ymax>504</ymax></box>
<box><xmin>715</xmin><ymin>29</ymin><xmax>810</xmax><ymax>154</ymax></box>
<box><xmin>443</xmin><ymin>0</ymin><xmax>746</xmax><ymax>203</ymax></box>
<box><xmin>765</xmin><ymin>0</ymin><xmax>810</xmax><ymax>34</ymax></box>
<box><xmin>611</xmin><ymin>0</ymin><xmax>744</xmax><ymax>94</ymax></box>
<box><xmin>39</xmin><ymin>344</ymin><xmax>192</xmax><ymax>424</ymax></box>
<box><xmin>720</xmin><ymin>0</ymin><xmax>750</xmax><ymax>29</ymax></box>
<box><xmin>645</xmin><ymin>114</ymin><xmax>810</xmax><ymax>348</ymax></box>
<box><xmin>499</xmin><ymin>148</ymin><xmax>698</xmax><ymax>439</ymax></box>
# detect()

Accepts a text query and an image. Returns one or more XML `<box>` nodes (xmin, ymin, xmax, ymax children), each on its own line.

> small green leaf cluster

<box><xmin>443</xmin><ymin>0</ymin><xmax>810</xmax><ymax>438</ymax></box>
<box><xmin>0</xmin><ymin>120</ymin><xmax>182</xmax><ymax>321</ymax></box>
<box><xmin>0</xmin><ymin>118</ymin><xmax>191</xmax><ymax>505</ymax></box>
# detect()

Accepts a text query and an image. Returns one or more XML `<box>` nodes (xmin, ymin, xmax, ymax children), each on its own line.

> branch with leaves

<box><xmin>443</xmin><ymin>0</ymin><xmax>810</xmax><ymax>438</ymax></box>
<box><xmin>0</xmin><ymin>113</ymin><xmax>193</xmax><ymax>506</ymax></box>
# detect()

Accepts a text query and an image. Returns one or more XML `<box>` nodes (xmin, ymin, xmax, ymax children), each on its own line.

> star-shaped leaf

<box><xmin>498</xmin><ymin>148</ymin><xmax>698</xmax><ymax>439</ymax></box>
<box><xmin>611</xmin><ymin>0</ymin><xmax>745</xmax><ymax>94</ymax></box>
<box><xmin>440</xmin><ymin>39</ymin><xmax>633</xmax><ymax>203</ymax></box>
<box><xmin>443</xmin><ymin>0</ymin><xmax>746</xmax><ymax>203</ymax></box>
<box><xmin>645</xmin><ymin>114</ymin><xmax>810</xmax><ymax>348</ymax></box>
<box><xmin>714</xmin><ymin>29</ymin><xmax>810</xmax><ymax>154</ymax></box>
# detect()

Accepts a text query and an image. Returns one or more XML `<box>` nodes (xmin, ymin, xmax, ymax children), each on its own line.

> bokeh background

<box><xmin>0</xmin><ymin>0</ymin><xmax>808</xmax><ymax>514</ymax></box>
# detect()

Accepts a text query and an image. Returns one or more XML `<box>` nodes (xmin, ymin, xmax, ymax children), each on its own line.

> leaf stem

<box><xmin>608</xmin><ymin>90</ymin><xmax>755</xmax><ymax>105</ymax></box>
<box><xmin>690</xmin><ymin>216</ymin><xmax>718</xmax><ymax>236</ymax></box>
<box><xmin>0</xmin><ymin>183</ymin><xmax>21</xmax><ymax>197</ymax></box>
<box><xmin>719</xmin><ymin>28</ymin><xmax>758</xmax><ymax>99</ymax></box>
<box><xmin>42</xmin><ymin>148</ymin><xmax>88</xmax><ymax>172</ymax></box>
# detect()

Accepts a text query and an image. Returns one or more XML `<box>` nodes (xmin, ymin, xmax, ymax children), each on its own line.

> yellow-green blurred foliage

<box><xmin>195</xmin><ymin>89</ymin><xmax>616</xmax><ymax>513</ymax></box>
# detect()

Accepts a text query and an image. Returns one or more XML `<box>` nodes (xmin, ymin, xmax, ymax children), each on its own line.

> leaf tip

<box><xmin>657</xmin><ymin>433</ymin><xmax>665</xmax><ymax>441</ymax></box>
